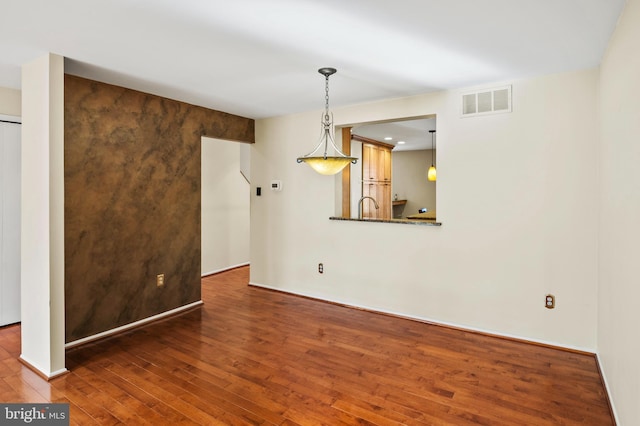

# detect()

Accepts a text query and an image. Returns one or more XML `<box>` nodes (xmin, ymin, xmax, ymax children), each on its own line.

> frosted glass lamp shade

<box><xmin>427</xmin><ymin>165</ymin><xmax>437</xmax><ymax>181</ymax></box>
<box><xmin>297</xmin><ymin>156</ymin><xmax>356</xmax><ymax>175</ymax></box>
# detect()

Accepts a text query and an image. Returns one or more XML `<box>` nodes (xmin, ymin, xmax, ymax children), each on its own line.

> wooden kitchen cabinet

<box><xmin>379</xmin><ymin>148</ymin><xmax>391</xmax><ymax>182</ymax></box>
<box><xmin>362</xmin><ymin>182</ymin><xmax>391</xmax><ymax>219</ymax></box>
<box><xmin>362</xmin><ymin>143</ymin><xmax>391</xmax><ymax>183</ymax></box>
<box><xmin>361</xmin><ymin>142</ymin><xmax>392</xmax><ymax>219</ymax></box>
<box><xmin>362</xmin><ymin>143</ymin><xmax>377</xmax><ymax>181</ymax></box>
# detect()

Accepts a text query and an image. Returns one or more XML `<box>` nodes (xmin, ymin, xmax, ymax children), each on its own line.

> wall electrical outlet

<box><xmin>318</xmin><ymin>263</ymin><xmax>324</xmax><ymax>274</ymax></box>
<box><xmin>157</xmin><ymin>274</ymin><xmax>165</xmax><ymax>287</ymax></box>
<box><xmin>545</xmin><ymin>294</ymin><xmax>555</xmax><ymax>309</ymax></box>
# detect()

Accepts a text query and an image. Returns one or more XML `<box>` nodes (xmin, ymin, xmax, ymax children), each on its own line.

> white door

<box><xmin>0</xmin><ymin>117</ymin><xmax>21</xmax><ymax>326</ymax></box>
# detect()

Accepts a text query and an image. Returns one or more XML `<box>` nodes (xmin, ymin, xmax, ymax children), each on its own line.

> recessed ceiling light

<box><xmin>384</xmin><ymin>137</ymin><xmax>393</xmax><ymax>141</ymax></box>
<box><xmin>397</xmin><ymin>141</ymin><xmax>405</xmax><ymax>145</ymax></box>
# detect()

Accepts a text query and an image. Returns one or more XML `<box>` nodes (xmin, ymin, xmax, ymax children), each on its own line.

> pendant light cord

<box><xmin>430</xmin><ymin>130</ymin><xmax>435</xmax><ymax>164</ymax></box>
<box><xmin>324</xmin><ymin>74</ymin><xmax>330</xmax><ymax>121</ymax></box>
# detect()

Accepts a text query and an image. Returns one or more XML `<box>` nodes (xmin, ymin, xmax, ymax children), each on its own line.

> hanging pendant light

<box><xmin>427</xmin><ymin>129</ymin><xmax>437</xmax><ymax>181</ymax></box>
<box><xmin>297</xmin><ymin>67</ymin><xmax>358</xmax><ymax>175</ymax></box>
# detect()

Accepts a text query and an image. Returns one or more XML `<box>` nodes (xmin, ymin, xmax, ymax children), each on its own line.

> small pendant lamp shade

<box><xmin>428</xmin><ymin>165</ymin><xmax>437</xmax><ymax>181</ymax></box>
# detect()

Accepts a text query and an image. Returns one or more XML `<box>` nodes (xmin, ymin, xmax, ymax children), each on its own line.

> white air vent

<box><xmin>461</xmin><ymin>85</ymin><xmax>512</xmax><ymax>117</ymax></box>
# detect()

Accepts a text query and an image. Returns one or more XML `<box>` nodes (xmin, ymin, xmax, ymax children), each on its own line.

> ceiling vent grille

<box><xmin>461</xmin><ymin>85</ymin><xmax>511</xmax><ymax>117</ymax></box>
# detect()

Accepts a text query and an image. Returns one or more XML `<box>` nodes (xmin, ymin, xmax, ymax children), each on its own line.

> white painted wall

<box><xmin>0</xmin><ymin>87</ymin><xmax>21</xmax><ymax>116</ymax></box>
<box><xmin>251</xmin><ymin>68</ymin><xmax>599</xmax><ymax>351</ymax></box>
<box><xmin>201</xmin><ymin>137</ymin><xmax>250</xmax><ymax>275</ymax></box>
<box><xmin>240</xmin><ymin>142</ymin><xmax>251</xmax><ymax>183</ymax></box>
<box><xmin>0</xmin><ymin>119</ymin><xmax>21</xmax><ymax>326</ymax></box>
<box><xmin>392</xmin><ymin>149</ymin><xmax>436</xmax><ymax>217</ymax></box>
<box><xmin>20</xmin><ymin>53</ymin><xmax>66</xmax><ymax>378</ymax></box>
<box><xmin>598</xmin><ymin>0</ymin><xmax>640</xmax><ymax>424</ymax></box>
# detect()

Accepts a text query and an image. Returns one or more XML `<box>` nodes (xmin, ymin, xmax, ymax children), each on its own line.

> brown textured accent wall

<box><xmin>64</xmin><ymin>74</ymin><xmax>254</xmax><ymax>342</ymax></box>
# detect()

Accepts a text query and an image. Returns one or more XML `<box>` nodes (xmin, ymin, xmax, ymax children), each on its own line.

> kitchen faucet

<box><xmin>358</xmin><ymin>196</ymin><xmax>379</xmax><ymax>219</ymax></box>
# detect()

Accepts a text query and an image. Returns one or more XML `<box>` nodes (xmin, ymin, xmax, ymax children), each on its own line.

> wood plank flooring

<box><xmin>0</xmin><ymin>266</ymin><xmax>613</xmax><ymax>425</ymax></box>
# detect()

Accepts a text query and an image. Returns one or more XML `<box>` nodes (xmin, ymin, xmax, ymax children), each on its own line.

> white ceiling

<box><xmin>353</xmin><ymin>118</ymin><xmax>436</xmax><ymax>151</ymax></box>
<box><xmin>0</xmin><ymin>0</ymin><xmax>626</xmax><ymax>119</ymax></box>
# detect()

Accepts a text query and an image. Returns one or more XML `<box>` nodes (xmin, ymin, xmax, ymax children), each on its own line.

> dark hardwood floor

<box><xmin>0</xmin><ymin>266</ymin><xmax>613</xmax><ymax>425</ymax></box>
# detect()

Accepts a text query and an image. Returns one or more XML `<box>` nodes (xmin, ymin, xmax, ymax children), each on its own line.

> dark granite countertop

<box><xmin>329</xmin><ymin>216</ymin><xmax>442</xmax><ymax>226</ymax></box>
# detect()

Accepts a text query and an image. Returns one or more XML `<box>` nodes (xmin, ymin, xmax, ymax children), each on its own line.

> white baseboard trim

<box><xmin>65</xmin><ymin>300</ymin><xmax>203</xmax><ymax>349</ymax></box>
<box><xmin>202</xmin><ymin>262</ymin><xmax>249</xmax><ymax>277</ymax></box>
<box><xmin>19</xmin><ymin>355</ymin><xmax>68</xmax><ymax>380</ymax></box>
<box><xmin>249</xmin><ymin>281</ymin><xmax>595</xmax><ymax>354</ymax></box>
<box><xmin>595</xmin><ymin>353</ymin><xmax>620</xmax><ymax>425</ymax></box>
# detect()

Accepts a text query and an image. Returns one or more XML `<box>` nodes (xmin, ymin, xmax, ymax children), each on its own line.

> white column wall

<box><xmin>20</xmin><ymin>53</ymin><xmax>66</xmax><ymax>378</ymax></box>
<box><xmin>598</xmin><ymin>0</ymin><xmax>640</xmax><ymax>423</ymax></box>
